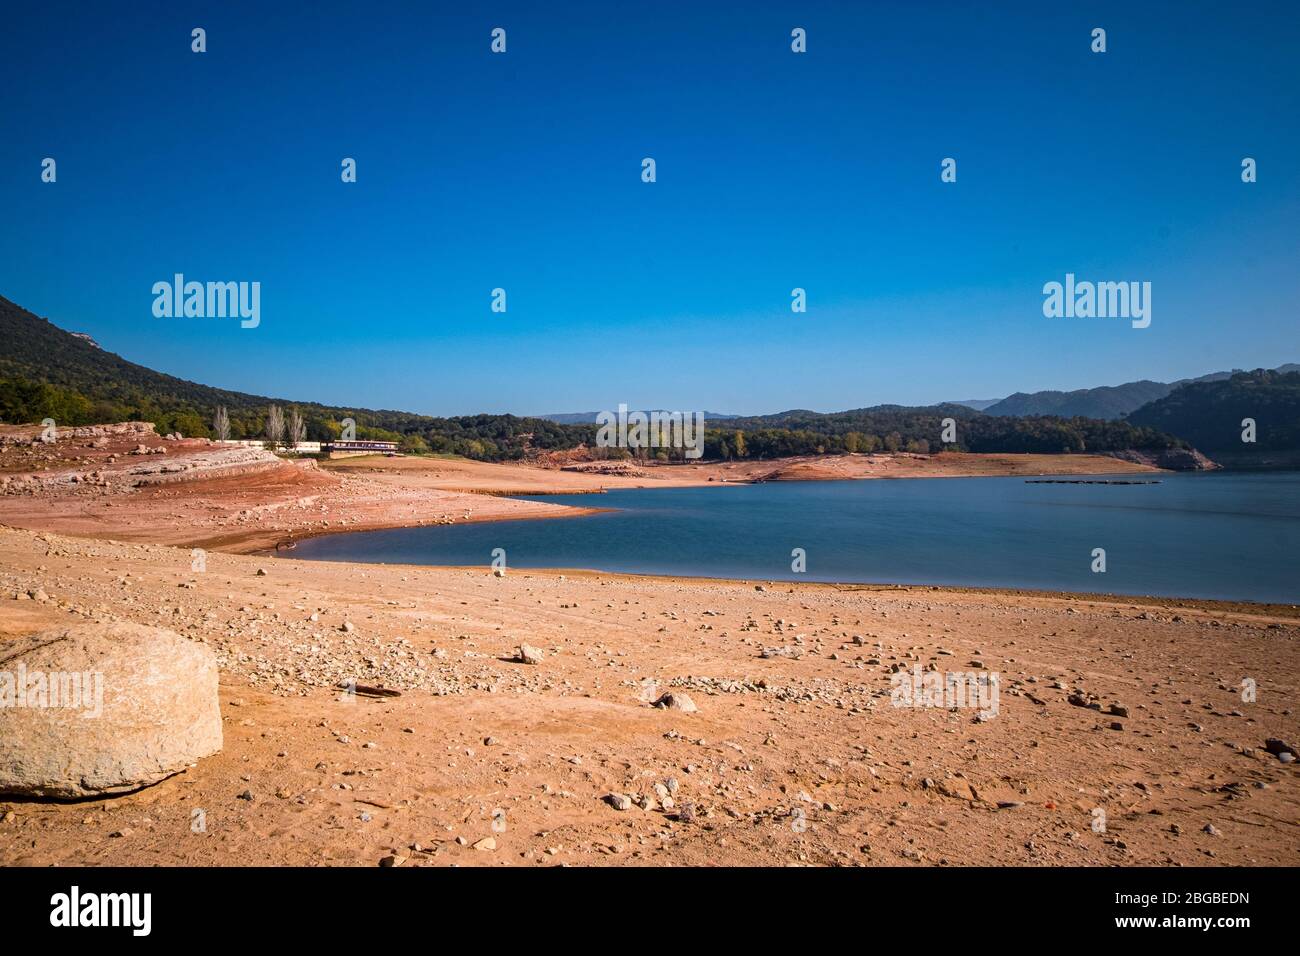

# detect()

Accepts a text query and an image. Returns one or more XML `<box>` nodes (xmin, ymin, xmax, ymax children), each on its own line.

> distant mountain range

<box><xmin>2</xmin><ymin>292</ymin><xmax>1297</xmax><ymax>464</ymax></box>
<box><xmin>542</xmin><ymin>364</ymin><xmax>1300</xmax><ymax>426</ymax></box>
<box><xmin>950</xmin><ymin>366</ymin><xmax>1300</xmax><ymax>420</ymax></box>
<box><xmin>947</xmin><ymin>398</ymin><xmax>1001</xmax><ymax>411</ymax></box>
<box><xmin>981</xmin><ymin>379</ymin><xmax>1180</xmax><ymax>419</ymax></box>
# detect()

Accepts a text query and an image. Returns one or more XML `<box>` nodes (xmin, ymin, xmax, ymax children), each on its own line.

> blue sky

<box><xmin>2</xmin><ymin>1</ymin><xmax>1297</xmax><ymax>416</ymax></box>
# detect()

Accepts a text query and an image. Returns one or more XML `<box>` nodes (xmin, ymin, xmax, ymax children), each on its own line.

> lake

<box><xmin>286</xmin><ymin>471</ymin><xmax>1300</xmax><ymax>604</ymax></box>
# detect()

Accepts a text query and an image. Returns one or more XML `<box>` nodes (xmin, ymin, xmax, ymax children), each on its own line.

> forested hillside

<box><xmin>1126</xmin><ymin>370</ymin><xmax>1300</xmax><ymax>454</ymax></box>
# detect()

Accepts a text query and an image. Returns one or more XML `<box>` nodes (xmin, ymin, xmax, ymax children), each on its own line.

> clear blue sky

<box><xmin>2</xmin><ymin>1</ymin><xmax>1297</xmax><ymax>416</ymax></box>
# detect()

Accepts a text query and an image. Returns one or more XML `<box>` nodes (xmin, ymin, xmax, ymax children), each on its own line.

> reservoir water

<box><xmin>286</xmin><ymin>471</ymin><xmax>1300</xmax><ymax>604</ymax></box>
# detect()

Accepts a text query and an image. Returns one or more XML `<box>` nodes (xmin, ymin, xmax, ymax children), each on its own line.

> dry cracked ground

<box><xmin>1</xmin><ymin>526</ymin><xmax>1296</xmax><ymax>867</ymax></box>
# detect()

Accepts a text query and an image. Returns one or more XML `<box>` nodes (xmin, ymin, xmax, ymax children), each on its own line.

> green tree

<box><xmin>171</xmin><ymin>410</ymin><xmax>209</xmax><ymax>438</ymax></box>
<box><xmin>401</xmin><ymin>434</ymin><xmax>430</xmax><ymax>454</ymax></box>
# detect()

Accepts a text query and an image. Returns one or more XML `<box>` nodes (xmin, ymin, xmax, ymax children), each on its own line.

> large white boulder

<box><xmin>0</xmin><ymin>622</ymin><xmax>222</xmax><ymax>798</ymax></box>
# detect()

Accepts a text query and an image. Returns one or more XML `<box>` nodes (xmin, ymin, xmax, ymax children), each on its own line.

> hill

<box><xmin>1126</xmin><ymin>370</ymin><xmax>1300</xmax><ymax>462</ymax></box>
<box><xmin>985</xmin><ymin>380</ymin><xmax>1174</xmax><ymax>419</ymax></box>
<box><xmin>982</xmin><ymin>366</ymin><xmax>1299</xmax><ymax>420</ymax></box>
<box><xmin>0</xmin><ymin>294</ymin><xmax>579</xmax><ymax>458</ymax></box>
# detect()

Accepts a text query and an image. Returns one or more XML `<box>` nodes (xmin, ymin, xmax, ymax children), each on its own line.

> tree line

<box><xmin>1</xmin><ymin>376</ymin><xmax>1189</xmax><ymax>461</ymax></box>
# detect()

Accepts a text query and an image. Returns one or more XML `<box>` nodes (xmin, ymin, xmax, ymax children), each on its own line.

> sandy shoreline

<box><xmin>321</xmin><ymin>447</ymin><xmax>1165</xmax><ymax>494</ymax></box>
<box><xmin>1</xmin><ymin>425</ymin><xmax>1294</xmax><ymax>867</ymax></box>
<box><xmin>0</xmin><ymin>424</ymin><xmax>1163</xmax><ymax>555</ymax></box>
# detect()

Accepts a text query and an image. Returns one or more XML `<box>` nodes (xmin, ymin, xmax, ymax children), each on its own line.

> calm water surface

<box><xmin>287</xmin><ymin>472</ymin><xmax>1300</xmax><ymax>603</ymax></box>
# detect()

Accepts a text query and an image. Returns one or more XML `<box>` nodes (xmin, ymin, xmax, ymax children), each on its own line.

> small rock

<box><xmin>653</xmin><ymin>692</ymin><xmax>698</xmax><ymax>713</ymax></box>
